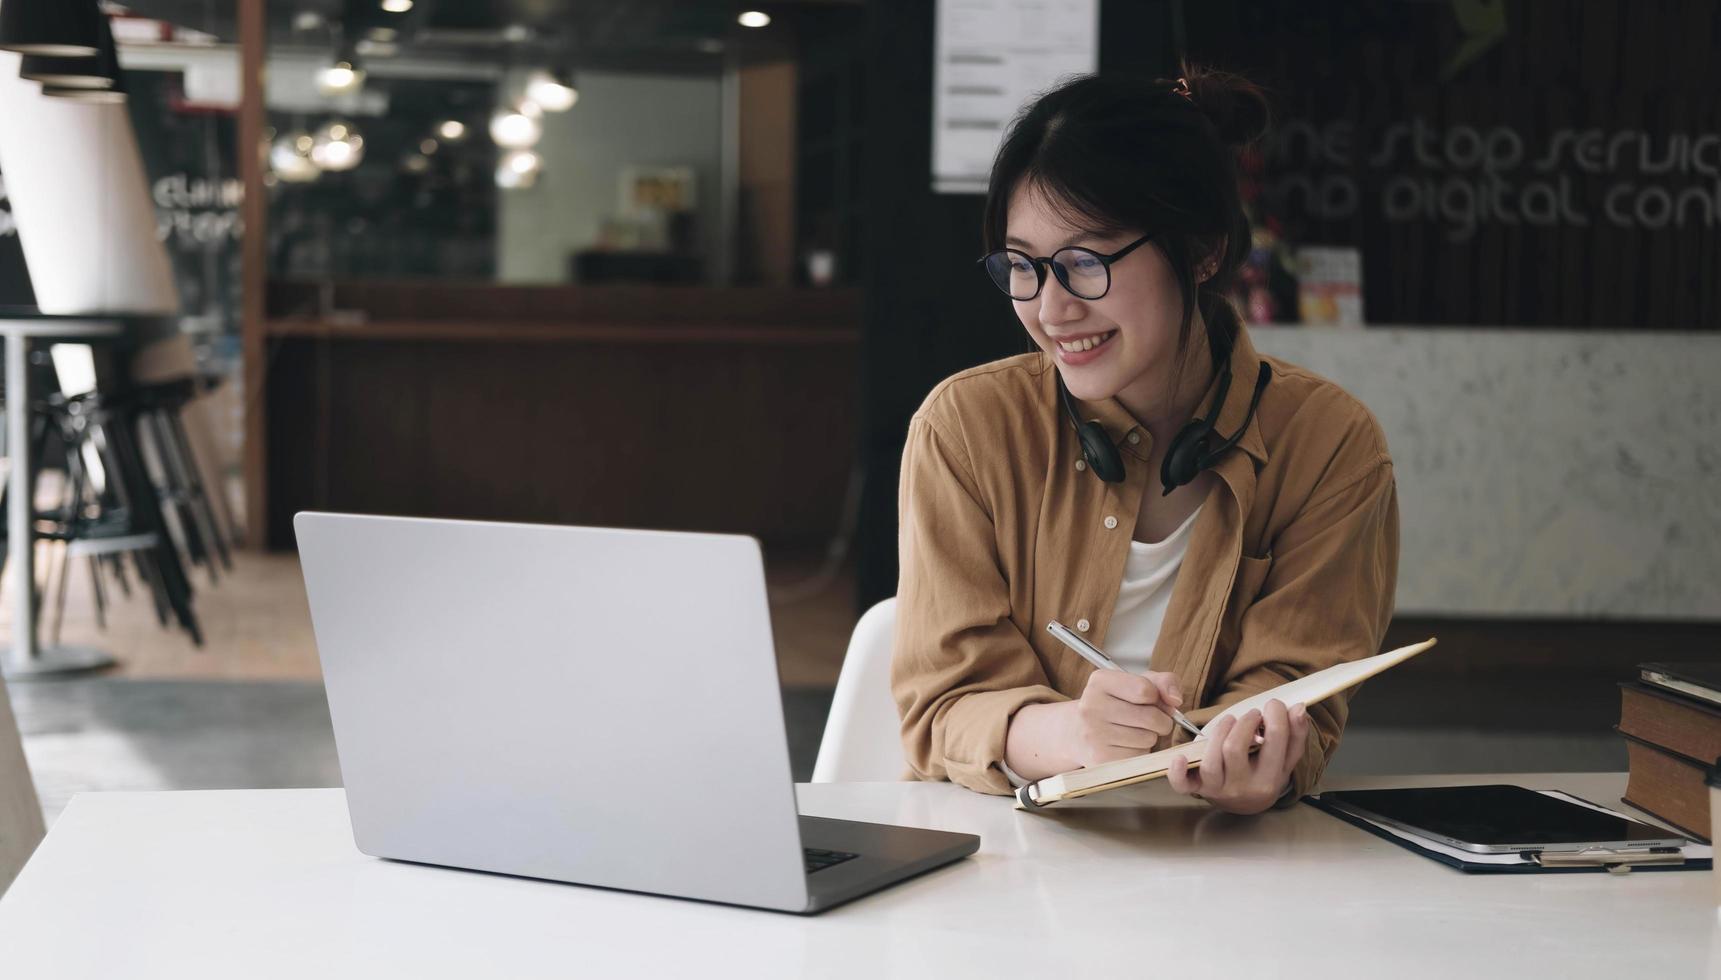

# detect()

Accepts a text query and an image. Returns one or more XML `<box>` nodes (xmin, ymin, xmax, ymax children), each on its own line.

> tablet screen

<box><xmin>1323</xmin><ymin>785</ymin><xmax>1681</xmax><ymax>849</ymax></box>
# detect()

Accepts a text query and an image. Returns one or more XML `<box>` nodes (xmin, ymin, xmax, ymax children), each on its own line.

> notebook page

<box><xmin>1203</xmin><ymin>638</ymin><xmax>1438</xmax><ymax>734</ymax></box>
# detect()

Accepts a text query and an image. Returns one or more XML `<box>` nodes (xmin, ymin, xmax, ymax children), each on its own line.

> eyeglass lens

<box><xmin>983</xmin><ymin>248</ymin><xmax>1111</xmax><ymax>301</ymax></box>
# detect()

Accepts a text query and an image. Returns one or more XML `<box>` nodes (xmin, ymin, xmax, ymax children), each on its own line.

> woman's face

<box><xmin>1004</xmin><ymin>182</ymin><xmax>1192</xmax><ymax>408</ymax></box>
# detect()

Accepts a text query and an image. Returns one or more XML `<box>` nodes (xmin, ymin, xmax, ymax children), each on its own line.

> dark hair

<box><xmin>981</xmin><ymin>65</ymin><xmax>1269</xmax><ymax>372</ymax></box>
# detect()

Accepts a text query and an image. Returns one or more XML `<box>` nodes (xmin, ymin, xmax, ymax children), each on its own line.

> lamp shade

<box><xmin>92</xmin><ymin>8</ymin><xmax>126</xmax><ymax>94</ymax></box>
<box><xmin>0</xmin><ymin>0</ymin><xmax>102</xmax><ymax>57</ymax></box>
<box><xmin>489</xmin><ymin>106</ymin><xmax>541</xmax><ymax>149</ymax></box>
<box><xmin>315</xmin><ymin>52</ymin><xmax>365</xmax><ymax>96</ymax></box>
<box><xmin>524</xmin><ymin>69</ymin><xmax>577</xmax><ymax>112</ymax></box>
<box><xmin>19</xmin><ymin>53</ymin><xmax>115</xmax><ymax>88</ymax></box>
<box><xmin>41</xmin><ymin>85</ymin><xmax>125</xmax><ymax>103</ymax></box>
<box><xmin>270</xmin><ymin>129</ymin><xmax>320</xmax><ymax>183</ymax></box>
<box><xmin>309</xmin><ymin>120</ymin><xmax>364</xmax><ymax>171</ymax></box>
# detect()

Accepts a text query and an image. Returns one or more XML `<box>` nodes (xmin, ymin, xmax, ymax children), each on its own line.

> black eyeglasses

<box><xmin>979</xmin><ymin>233</ymin><xmax>1156</xmax><ymax>302</ymax></box>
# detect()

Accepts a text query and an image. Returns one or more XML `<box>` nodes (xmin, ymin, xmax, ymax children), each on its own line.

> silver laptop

<box><xmin>294</xmin><ymin>512</ymin><xmax>978</xmax><ymax>914</ymax></box>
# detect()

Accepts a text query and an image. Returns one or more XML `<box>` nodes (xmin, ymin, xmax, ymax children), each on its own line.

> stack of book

<box><xmin>1617</xmin><ymin>663</ymin><xmax>1721</xmax><ymax>842</ymax></box>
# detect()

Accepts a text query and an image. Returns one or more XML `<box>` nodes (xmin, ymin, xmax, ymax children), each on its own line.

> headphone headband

<box><xmin>1195</xmin><ymin>362</ymin><xmax>1271</xmax><ymax>472</ymax></box>
<box><xmin>1058</xmin><ymin>354</ymin><xmax>1270</xmax><ymax>493</ymax></box>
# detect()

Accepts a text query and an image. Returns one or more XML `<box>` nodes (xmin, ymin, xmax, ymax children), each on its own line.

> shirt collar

<box><xmin>1047</xmin><ymin>322</ymin><xmax>1270</xmax><ymax>467</ymax></box>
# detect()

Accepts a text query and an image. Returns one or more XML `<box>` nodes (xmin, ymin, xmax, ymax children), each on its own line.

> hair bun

<box><xmin>1183</xmin><ymin>65</ymin><xmax>1270</xmax><ymax>147</ymax></box>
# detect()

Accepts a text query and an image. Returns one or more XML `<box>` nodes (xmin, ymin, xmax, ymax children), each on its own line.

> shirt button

<box><xmin>1104</xmin><ymin>516</ymin><xmax>1118</xmax><ymax>529</ymax></box>
<box><xmin>1127</xmin><ymin>431</ymin><xmax>1141</xmax><ymax>444</ymax></box>
<box><xmin>1076</xmin><ymin>619</ymin><xmax>1091</xmax><ymax>632</ymax></box>
<box><xmin>1075</xmin><ymin>459</ymin><xmax>1087</xmax><ymax>472</ymax></box>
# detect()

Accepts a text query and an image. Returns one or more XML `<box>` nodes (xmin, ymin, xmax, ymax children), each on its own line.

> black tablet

<box><xmin>1321</xmin><ymin>784</ymin><xmax>1689</xmax><ymax>854</ymax></box>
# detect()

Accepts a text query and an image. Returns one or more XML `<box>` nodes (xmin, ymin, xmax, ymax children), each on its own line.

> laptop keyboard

<box><xmin>803</xmin><ymin>847</ymin><xmax>860</xmax><ymax>874</ymax></box>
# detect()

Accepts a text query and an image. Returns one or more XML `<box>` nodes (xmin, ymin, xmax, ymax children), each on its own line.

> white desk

<box><xmin>0</xmin><ymin>773</ymin><xmax>1711</xmax><ymax>978</ymax></box>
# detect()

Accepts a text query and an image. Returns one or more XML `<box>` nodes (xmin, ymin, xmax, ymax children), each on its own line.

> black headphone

<box><xmin>1057</xmin><ymin>357</ymin><xmax>1271</xmax><ymax>495</ymax></box>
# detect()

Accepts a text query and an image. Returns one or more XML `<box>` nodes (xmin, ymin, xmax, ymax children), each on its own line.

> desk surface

<box><xmin>0</xmin><ymin>773</ymin><xmax>1712</xmax><ymax>978</ymax></box>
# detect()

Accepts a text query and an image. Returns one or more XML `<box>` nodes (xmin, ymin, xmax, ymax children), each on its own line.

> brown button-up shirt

<box><xmin>891</xmin><ymin>324</ymin><xmax>1399</xmax><ymax>799</ymax></box>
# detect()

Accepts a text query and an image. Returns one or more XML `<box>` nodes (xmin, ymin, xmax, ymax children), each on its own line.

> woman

<box><xmin>890</xmin><ymin>68</ymin><xmax>1399</xmax><ymax>815</ymax></box>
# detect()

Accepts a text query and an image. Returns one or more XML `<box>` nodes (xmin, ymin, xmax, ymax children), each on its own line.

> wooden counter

<box><xmin>256</xmin><ymin>284</ymin><xmax>862</xmax><ymax>550</ymax></box>
<box><xmin>263</xmin><ymin>319</ymin><xmax>860</xmax><ymax>346</ymax></box>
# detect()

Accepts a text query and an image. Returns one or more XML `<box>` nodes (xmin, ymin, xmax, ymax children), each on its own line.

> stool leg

<box><xmin>132</xmin><ymin>549</ymin><xmax>170</xmax><ymax>627</ymax></box>
<box><xmin>49</xmin><ymin>542</ymin><xmax>70</xmax><ymax>649</ymax></box>
<box><xmin>95</xmin><ymin>412</ymin><xmax>202</xmax><ymax>645</ymax></box>
<box><xmin>156</xmin><ymin>407</ymin><xmax>222</xmax><ymax>583</ymax></box>
<box><xmin>169</xmin><ymin>408</ymin><xmax>232</xmax><ymax>572</ymax></box>
<box><xmin>22</xmin><ymin>411</ymin><xmax>56</xmax><ymax>627</ymax></box>
<box><xmin>49</xmin><ymin>429</ymin><xmax>93</xmax><ymax>649</ymax></box>
<box><xmin>88</xmin><ymin>555</ymin><xmax>106</xmax><ymax>631</ymax></box>
<box><xmin>106</xmin><ymin>553</ymin><xmax>132</xmax><ymax>598</ymax></box>
<box><xmin>134</xmin><ymin>410</ymin><xmax>204</xmax><ymax>579</ymax></box>
<box><xmin>32</xmin><ymin>533</ymin><xmax>55</xmax><ymax>634</ymax></box>
<box><xmin>152</xmin><ymin>411</ymin><xmax>196</xmax><ymax>566</ymax></box>
<box><xmin>0</xmin><ymin>411</ymin><xmax>54</xmax><ymax>593</ymax></box>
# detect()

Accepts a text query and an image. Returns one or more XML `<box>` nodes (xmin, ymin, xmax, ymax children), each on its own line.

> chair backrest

<box><xmin>0</xmin><ymin>675</ymin><xmax>45</xmax><ymax>894</ymax></box>
<box><xmin>812</xmin><ymin>597</ymin><xmax>905</xmax><ymax>783</ymax></box>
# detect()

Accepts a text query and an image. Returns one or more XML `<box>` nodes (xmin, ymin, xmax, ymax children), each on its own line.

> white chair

<box><xmin>812</xmin><ymin>597</ymin><xmax>905</xmax><ymax>782</ymax></box>
<box><xmin>0</xmin><ymin>674</ymin><xmax>45</xmax><ymax>894</ymax></box>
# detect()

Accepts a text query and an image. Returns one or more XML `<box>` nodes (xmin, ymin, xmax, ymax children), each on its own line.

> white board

<box><xmin>932</xmin><ymin>0</ymin><xmax>1100</xmax><ymax>194</ymax></box>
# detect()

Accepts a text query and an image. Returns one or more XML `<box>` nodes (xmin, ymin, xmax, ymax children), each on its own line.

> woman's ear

<box><xmin>1195</xmin><ymin>236</ymin><xmax>1227</xmax><ymax>283</ymax></box>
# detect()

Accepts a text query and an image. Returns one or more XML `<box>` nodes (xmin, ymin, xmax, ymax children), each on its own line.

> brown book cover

<box><xmin>1619</xmin><ymin>734</ymin><xmax>1711</xmax><ymax>843</ymax></box>
<box><xmin>1618</xmin><ymin>682</ymin><xmax>1721</xmax><ymax>765</ymax></box>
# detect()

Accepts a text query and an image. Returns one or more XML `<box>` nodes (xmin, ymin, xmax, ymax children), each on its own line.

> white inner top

<box><xmin>1000</xmin><ymin>503</ymin><xmax>1204</xmax><ymax>788</ymax></box>
<box><xmin>1103</xmin><ymin>504</ymin><xmax>1203</xmax><ymax>674</ymax></box>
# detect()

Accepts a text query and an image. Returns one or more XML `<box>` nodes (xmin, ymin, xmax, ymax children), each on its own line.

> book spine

<box><xmin>1618</xmin><ymin>686</ymin><xmax>1721</xmax><ymax>764</ymax></box>
<box><xmin>1622</xmin><ymin>739</ymin><xmax>1712</xmax><ymax>844</ymax></box>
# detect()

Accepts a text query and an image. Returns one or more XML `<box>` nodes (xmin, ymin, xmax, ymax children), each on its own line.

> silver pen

<box><xmin>1046</xmin><ymin>620</ymin><xmax>1205</xmax><ymax>739</ymax></box>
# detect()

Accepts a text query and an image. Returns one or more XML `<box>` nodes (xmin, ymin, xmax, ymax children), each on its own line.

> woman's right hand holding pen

<box><xmin>1005</xmin><ymin>669</ymin><xmax>1184</xmax><ymax>779</ymax></box>
<box><xmin>1067</xmin><ymin>668</ymin><xmax>1186</xmax><ymax>766</ymax></box>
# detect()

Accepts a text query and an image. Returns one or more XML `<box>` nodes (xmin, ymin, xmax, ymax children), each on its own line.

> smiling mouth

<box><xmin>1055</xmin><ymin>330</ymin><xmax>1117</xmax><ymax>353</ymax></box>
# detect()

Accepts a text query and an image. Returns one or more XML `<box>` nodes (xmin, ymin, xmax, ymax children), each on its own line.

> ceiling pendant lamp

<box><xmin>270</xmin><ymin>130</ymin><xmax>321</xmax><ymax>183</ymax></box>
<box><xmin>36</xmin><ymin>7</ymin><xmax>125</xmax><ymax>102</ymax></box>
<box><xmin>19</xmin><ymin>44</ymin><xmax>116</xmax><ymax>88</ymax></box>
<box><xmin>316</xmin><ymin>49</ymin><xmax>366</xmax><ymax>97</ymax></box>
<box><xmin>495</xmin><ymin>148</ymin><xmax>541</xmax><ymax>189</ymax></box>
<box><xmin>309</xmin><ymin>120</ymin><xmax>365</xmax><ymax>171</ymax></box>
<box><xmin>0</xmin><ymin>0</ymin><xmax>102</xmax><ymax>57</ymax></box>
<box><xmin>524</xmin><ymin>69</ymin><xmax>577</xmax><ymax>112</ymax></box>
<box><xmin>489</xmin><ymin>104</ymin><xmax>541</xmax><ymax>149</ymax></box>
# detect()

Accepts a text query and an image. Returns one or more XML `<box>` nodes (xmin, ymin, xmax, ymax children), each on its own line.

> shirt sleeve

<box><xmin>1184</xmin><ymin>452</ymin><xmax>1401</xmax><ymax>806</ymax></box>
<box><xmin>890</xmin><ymin>413</ymin><xmax>1069</xmax><ymax>796</ymax></box>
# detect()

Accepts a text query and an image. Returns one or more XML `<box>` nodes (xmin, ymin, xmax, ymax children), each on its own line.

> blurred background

<box><xmin>0</xmin><ymin>0</ymin><xmax>1717</xmax><ymax>852</ymax></box>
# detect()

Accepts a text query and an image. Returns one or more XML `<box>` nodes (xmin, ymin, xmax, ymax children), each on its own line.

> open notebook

<box><xmin>1015</xmin><ymin>638</ymin><xmax>1439</xmax><ymax>810</ymax></box>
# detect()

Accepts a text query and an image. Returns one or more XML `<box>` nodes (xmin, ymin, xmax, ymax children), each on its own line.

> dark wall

<box><xmin>1184</xmin><ymin>0</ymin><xmax>1721</xmax><ymax>328</ymax></box>
<box><xmin>853</xmin><ymin>0</ymin><xmax>1181</xmax><ymax>610</ymax></box>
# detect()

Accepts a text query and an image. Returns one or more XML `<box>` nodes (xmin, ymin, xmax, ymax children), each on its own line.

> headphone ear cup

<box><xmin>1159</xmin><ymin>421</ymin><xmax>1210</xmax><ymax>492</ymax></box>
<box><xmin>1076</xmin><ymin>421</ymin><xmax>1126</xmax><ymax>483</ymax></box>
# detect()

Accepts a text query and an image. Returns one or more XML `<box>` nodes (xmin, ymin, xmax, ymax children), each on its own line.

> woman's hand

<box><xmin>1166</xmin><ymin>699</ymin><xmax>1308</xmax><ymax>815</ymax></box>
<box><xmin>1063</xmin><ymin>668</ymin><xmax>1185</xmax><ymax>768</ymax></box>
<box><xmin>1005</xmin><ymin>669</ymin><xmax>1183</xmax><ymax>780</ymax></box>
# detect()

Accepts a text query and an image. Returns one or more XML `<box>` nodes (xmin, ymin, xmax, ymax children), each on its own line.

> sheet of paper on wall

<box><xmin>932</xmin><ymin>0</ymin><xmax>1100</xmax><ymax>194</ymax></box>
